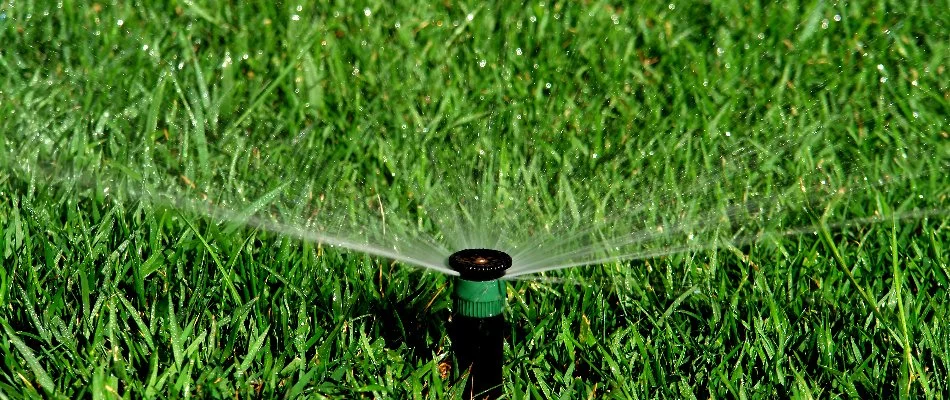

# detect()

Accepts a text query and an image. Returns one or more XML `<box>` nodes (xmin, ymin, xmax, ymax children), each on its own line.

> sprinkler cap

<box><xmin>454</xmin><ymin>279</ymin><xmax>507</xmax><ymax>318</ymax></box>
<box><xmin>448</xmin><ymin>249</ymin><xmax>512</xmax><ymax>281</ymax></box>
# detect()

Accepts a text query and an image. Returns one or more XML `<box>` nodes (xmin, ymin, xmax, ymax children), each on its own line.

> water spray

<box><xmin>448</xmin><ymin>248</ymin><xmax>511</xmax><ymax>399</ymax></box>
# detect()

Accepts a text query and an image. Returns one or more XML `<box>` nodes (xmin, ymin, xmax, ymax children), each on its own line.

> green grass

<box><xmin>1</xmin><ymin>0</ymin><xmax>948</xmax><ymax>398</ymax></box>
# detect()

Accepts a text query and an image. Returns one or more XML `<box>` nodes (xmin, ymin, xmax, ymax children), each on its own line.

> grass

<box><xmin>1</xmin><ymin>0</ymin><xmax>948</xmax><ymax>398</ymax></box>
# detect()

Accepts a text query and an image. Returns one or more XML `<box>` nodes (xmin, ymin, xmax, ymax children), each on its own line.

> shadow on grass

<box><xmin>361</xmin><ymin>278</ymin><xmax>452</xmax><ymax>363</ymax></box>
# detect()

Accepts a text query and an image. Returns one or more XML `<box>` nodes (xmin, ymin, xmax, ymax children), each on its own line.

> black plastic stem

<box><xmin>452</xmin><ymin>314</ymin><xmax>505</xmax><ymax>399</ymax></box>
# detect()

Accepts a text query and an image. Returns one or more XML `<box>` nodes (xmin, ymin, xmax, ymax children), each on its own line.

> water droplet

<box><xmin>716</xmin><ymin>47</ymin><xmax>725</xmax><ymax>56</ymax></box>
<box><xmin>757</xmin><ymin>33</ymin><xmax>765</xmax><ymax>40</ymax></box>
<box><xmin>364</xmin><ymin>8</ymin><xmax>372</xmax><ymax>17</ymax></box>
<box><xmin>725</xmin><ymin>131</ymin><xmax>731</xmax><ymax>137</ymax></box>
<box><xmin>352</xmin><ymin>67</ymin><xmax>359</xmax><ymax>76</ymax></box>
<box><xmin>516</xmin><ymin>48</ymin><xmax>523</xmax><ymax>56</ymax></box>
<box><xmin>478</xmin><ymin>59</ymin><xmax>487</xmax><ymax>68</ymax></box>
<box><xmin>466</xmin><ymin>13</ymin><xmax>474</xmax><ymax>21</ymax></box>
<box><xmin>821</xmin><ymin>19</ymin><xmax>829</xmax><ymax>29</ymax></box>
<box><xmin>545</xmin><ymin>82</ymin><xmax>552</xmax><ymax>89</ymax></box>
<box><xmin>116</xmin><ymin>19</ymin><xmax>124</xmax><ymax>26</ymax></box>
<box><xmin>877</xmin><ymin>64</ymin><xmax>885</xmax><ymax>72</ymax></box>
<box><xmin>834</xmin><ymin>14</ymin><xmax>841</xmax><ymax>22</ymax></box>
<box><xmin>668</xmin><ymin>3</ymin><xmax>675</xmax><ymax>10</ymax></box>
<box><xmin>880</xmin><ymin>77</ymin><xmax>887</xmax><ymax>83</ymax></box>
<box><xmin>529</xmin><ymin>15</ymin><xmax>537</xmax><ymax>23</ymax></box>
<box><xmin>912</xmin><ymin>111</ymin><xmax>919</xmax><ymax>119</ymax></box>
<box><xmin>394</xmin><ymin>22</ymin><xmax>401</xmax><ymax>29</ymax></box>
<box><xmin>291</xmin><ymin>14</ymin><xmax>300</xmax><ymax>21</ymax></box>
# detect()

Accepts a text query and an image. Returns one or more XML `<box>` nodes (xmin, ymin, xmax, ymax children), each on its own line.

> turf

<box><xmin>1</xmin><ymin>0</ymin><xmax>949</xmax><ymax>398</ymax></box>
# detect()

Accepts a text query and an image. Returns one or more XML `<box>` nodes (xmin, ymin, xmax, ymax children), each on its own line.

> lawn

<box><xmin>1</xmin><ymin>0</ymin><xmax>948</xmax><ymax>398</ymax></box>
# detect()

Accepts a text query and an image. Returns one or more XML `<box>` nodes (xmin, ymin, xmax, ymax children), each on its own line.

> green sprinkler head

<box><xmin>449</xmin><ymin>249</ymin><xmax>511</xmax><ymax>318</ymax></box>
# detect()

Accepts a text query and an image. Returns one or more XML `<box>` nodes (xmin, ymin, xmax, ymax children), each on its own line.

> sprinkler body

<box><xmin>449</xmin><ymin>249</ymin><xmax>511</xmax><ymax>400</ymax></box>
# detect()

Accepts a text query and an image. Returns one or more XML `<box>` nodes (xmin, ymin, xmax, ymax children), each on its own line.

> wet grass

<box><xmin>1</xmin><ymin>0</ymin><xmax>949</xmax><ymax>398</ymax></box>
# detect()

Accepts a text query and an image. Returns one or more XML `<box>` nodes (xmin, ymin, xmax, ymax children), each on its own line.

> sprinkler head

<box><xmin>448</xmin><ymin>248</ymin><xmax>512</xmax><ymax>281</ymax></box>
<box><xmin>449</xmin><ymin>249</ymin><xmax>511</xmax><ymax>319</ymax></box>
<box><xmin>449</xmin><ymin>249</ymin><xmax>511</xmax><ymax>398</ymax></box>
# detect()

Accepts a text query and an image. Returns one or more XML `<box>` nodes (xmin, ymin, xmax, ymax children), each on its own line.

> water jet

<box><xmin>448</xmin><ymin>248</ymin><xmax>511</xmax><ymax>399</ymax></box>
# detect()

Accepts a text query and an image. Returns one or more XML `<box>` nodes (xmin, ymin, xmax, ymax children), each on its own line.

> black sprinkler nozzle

<box><xmin>449</xmin><ymin>248</ymin><xmax>512</xmax><ymax>281</ymax></box>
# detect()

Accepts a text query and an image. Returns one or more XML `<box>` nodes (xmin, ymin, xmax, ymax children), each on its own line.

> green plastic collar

<box><xmin>454</xmin><ymin>278</ymin><xmax>506</xmax><ymax>318</ymax></box>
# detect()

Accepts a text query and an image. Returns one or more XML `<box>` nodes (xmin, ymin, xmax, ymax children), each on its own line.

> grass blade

<box><xmin>182</xmin><ymin>217</ymin><xmax>242</xmax><ymax>304</ymax></box>
<box><xmin>238</xmin><ymin>326</ymin><xmax>269</xmax><ymax>376</ymax></box>
<box><xmin>2</xmin><ymin>320</ymin><xmax>55</xmax><ymax>394</ymax></box>
<box><xmin>167</xmin><ymin>298</ymin><xmax>184</xmax><ymax>368</ymax></box>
